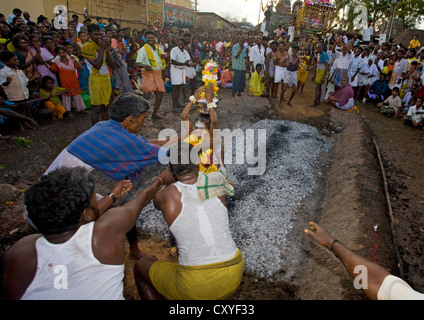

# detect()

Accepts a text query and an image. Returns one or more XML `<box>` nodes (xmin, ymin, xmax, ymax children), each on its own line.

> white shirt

<box><xmin>378</xmin><ymin>275</ymin><xmax>424</xmax><ymax>300</ymax></box>
<box><xmin>335</xmin><ymin>51</ymin><xmax>353</xmax><ymax>69</ymax></box>
<box><xmin>21</xmin><ymin>222</ymin><xmax>125</xmax><ymax>300</ymax></box>
<box><xmin>0</xmin><ymin>66</ymin><xmax>29</xmax><ymax>101</ymax></box>
<box><xmin>170</xmin><ymin>46</ymin><xmax>190</xmax><ymax>69</ymax></box>
<box><xmin>407</xmin><ymin>105</ymin><xmax>424</xmax><ymax>123</ymax></box>
<box><xmin>363</xmin><ymin>26</ymin><xmax>374</xmax><ymax>42</ymax></box>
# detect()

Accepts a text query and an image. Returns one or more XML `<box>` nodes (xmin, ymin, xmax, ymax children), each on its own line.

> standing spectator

<box><xmin>72</xmin><ymin>14</ymin><xmax>84</xmax><ymax>32</ymax></box>
<box><xmin>362</xmin><ymin>20</ymin><xmax>374</xmax><ymax>45</ymax></box>
<box><xmin>51</xmin><ymin>45</ymin><xmax>89</xmax><ymax>116</ymax></box>
<box><xmin>409</xmin><ymin>35</ymin><xmax>421</xmax><ymax>49</ymax></box>
<box><xmin>231</xmin><ymin>36</ymin><xmax>247</xmax><ymax>97</ymax></box>
<box><xmin>135</xmin><ymin>30</ymin><xmax>167</xmax><ymax>119</ymax></box>
<box><xmin>96</xmin><ymin>17</ymin><xmax>106</xmax><ymax>30</ymax></box>
<box><xmin>105</xmin><ymin>28</ymin><xmax>133</xmax><ymax>94</ymax></box>
<box><xmin>309</xmin><ymin>43</ymin><xmax>329</xmax><ymax>107</ymax></box>
<box><xmin>170</xmin><ymin>38</ymin><xmax>191</xmax><ymax>110</ymax></box>
<box><xmin>82</xmin><ymin>24</ymin><xmax>115</xmax><ymax>125</ymax></box>
<box><xmin>22</xmin><ymin>12</ymin><xmax>32</xmax><ymax>24</ymax></box>
<box><xmin>13</xmin><ymin>35</ymin><xmax>40</xmax><ymax>80</ymax></box>
<box><xmin>7</xmin><ymin>8</ymin><xmax>22</xmax><ymax>25</ymax></box>
<box><xmin>29</xmin><ymin>35</ymin><xmax>57</xmax><ymax>85</ymax></box>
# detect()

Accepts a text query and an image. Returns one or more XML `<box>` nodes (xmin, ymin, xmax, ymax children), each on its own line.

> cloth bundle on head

<box><xmin>197</xmin><ymin>167</ymin><xmax>235</xmax><ymax>201</ymax></box>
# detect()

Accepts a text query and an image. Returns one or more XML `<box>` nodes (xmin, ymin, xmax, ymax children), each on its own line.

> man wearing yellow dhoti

<box><xmin>82</xmin><ymin>24</ymin><xmax>115</xmax><ymax>125</ymax></box>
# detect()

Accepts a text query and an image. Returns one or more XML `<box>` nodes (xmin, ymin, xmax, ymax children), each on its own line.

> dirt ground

<box><xmin>0</xmin><ymin>73</ymin><xmax>423</xmax><ymax>300</ymax></box>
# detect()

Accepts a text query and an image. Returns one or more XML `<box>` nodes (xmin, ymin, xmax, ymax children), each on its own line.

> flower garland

<box><xmin>200</xmin><ymin>60</ymin><xmax>219</xmax><ymax>100</ymax></box>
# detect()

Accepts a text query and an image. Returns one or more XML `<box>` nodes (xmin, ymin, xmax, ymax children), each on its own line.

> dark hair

<box><xmin>11</xmin><ymin>34</ymin><xmax>28</xmax><ymax>48</ymax></box>
<box><xmin>55</xmin><ymin>45</ymin><xmax>67</xmax><ymax>54</ymax></box>
<box><xmin>392</xmin><ymin>87</ymin><xmax>400</xmax><ymax>92</ymax></box>
<box><xmin>0</xmin><ymin>50</ymin><xmax>16</xmax><ymax>62</ymax></box>
<box><xmin>40</xmin><ymin>75</ymin><xmax>55</xmax><ymax>88</ymax></box>
<box><xmin>168</xmin><ymin>142</ymin><xmax>197</xmax><ymax>178</ymax></box>
<box><xmin>61</xmin><ymin>41</ymin><xmax>72</xmax><ymax>47</ymax></box>
<box><xmin>109</xmin><ymin>93</ymin><xmax>150</xmax><ymax>122</ymax></box>
<box><xmin>42</xmin><ymin>35</ymin><xmax>54</xmax><ymax>44</ymax></box>
<box><xmin>13</xmin><ymin>8</ymin><xmax>22</xmax><ymax>15</ymax></box>
<box><xmin>144</xmin><ymin>30</ymin><xmax>155</xmax><ymax>38</ymax></box>
<box><xmin>25</xmin><ymin>167</ymin><xmax>95</xmax><ymax>235</ymax></box>
<box><xmin>87</xmin><ymin>23</ymin><xmax>101</xmax><ymax>33</ymax></box>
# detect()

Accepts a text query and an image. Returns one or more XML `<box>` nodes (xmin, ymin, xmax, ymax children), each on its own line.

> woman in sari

<box><xmin>30</xmin><ymin>34</ymin><xmax>57</xmax><ymax>85</ymax></box>
<box><xmin>13</xmin><ymin>35</ymin><xmax>40</xmax><ymax>80</ymax></box>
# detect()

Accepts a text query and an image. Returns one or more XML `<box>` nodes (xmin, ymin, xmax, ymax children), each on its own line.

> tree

<box><xmin>335</xmin><ymin>0</ymin><xmax>424</xmax><ymax>33</ymax></box>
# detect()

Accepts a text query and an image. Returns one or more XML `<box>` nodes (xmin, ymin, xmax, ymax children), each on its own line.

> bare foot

<box><xmin>152</xmin><ymin>114</ymin><xmax>163</xmax><ymax>120</ymax></box>
<box><xmin>78</xmin><ymin>109</ymin><xmax>90</xmax><ymax>114</ymax></box>
<box><xmin>287</xmin><ymin>101</ymin><xmax>293</xmax><ymax>106</ymax></box>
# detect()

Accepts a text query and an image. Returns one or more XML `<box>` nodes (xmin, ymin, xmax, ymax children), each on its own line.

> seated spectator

<box><xmin>0</xmin><ymin>50</ymin><xmax>37</xmax><ymax>131</ymax></box>
<box><xmin>38</xmin><ymin>75</ymin><xmax>68</xmax><ymax>120</ymax></box>
<box><xmin>0</xmin><ymin>96</ymin><xmax>38</xmax><ymax>132</ymax></box>
<box><xmin>327</xmin><ymin>76</ymin><xmax>355</xmax><ymax>111</ymax></box>
<box><xmin>220</xmin><ymin>66</ymin><xmax>233</xmax><ymax>89</ymax></box>
<box><xmin>368</xmin><ymin>74</ymin><xmax>389</xmax><ymax>104</ymax></box>
<box><xmin>400</xmin><ymin>83</ymin><xmax>418</xmax><ymax>115</ymax></box>
<box><xmin>249</xmin><ymin>64</ymin><xmax>269</xmax><ymax>97</ymax></box>
<box><xmin>404</xmin><ymin>97</ymin><xmax>424</xmax><ymax>128</ymax></box>
<box><xmin>378</xmin><ymin>86</ymin><xmax>402</xmax><ymax>117</ymax></box>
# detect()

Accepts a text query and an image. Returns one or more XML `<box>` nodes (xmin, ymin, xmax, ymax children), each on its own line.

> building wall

<box><xmin>1</xmin><ymin>0</ymin><xmax>148</xmax><ymax>30</ymax></box>
<box><xmin>165</xmin><ymin>0</ymin><xmax>193</xmax><ymax>10</ymax></box>
<box><xmin>0</xmin><ymin>0</ymin><xmax>46</xmax><ymax>22</ymax></box>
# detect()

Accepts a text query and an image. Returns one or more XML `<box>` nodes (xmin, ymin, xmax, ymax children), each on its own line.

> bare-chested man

<box><xmin>280</xmin><ymin>45</ymin><xmax>304</xmax><ymax>107</ymax></box>
<box><xmin>273</xmin><ymin>41</ymin><xmax>288</xmax><ymax>107</ymax></box>
<box><xmin>265</xmin><ymin>40</ymin><xmax>278</xmax><ymax>103</ymax></box>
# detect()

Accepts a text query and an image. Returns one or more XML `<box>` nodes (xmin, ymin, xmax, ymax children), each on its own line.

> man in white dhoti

<box><xmin>170</xmin><ymin>38</ymin><xmax>191</xmax><ymax>110</ymax></box>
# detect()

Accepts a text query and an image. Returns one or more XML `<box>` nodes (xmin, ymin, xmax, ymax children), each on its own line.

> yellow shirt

<box><xmin>409</xmin><ymin>39</ymin><xmax>421</xmax><ymax>49</ymax></box>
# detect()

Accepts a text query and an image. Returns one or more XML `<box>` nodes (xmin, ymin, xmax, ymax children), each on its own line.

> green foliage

<box><xmin>335</xmin><ymin>0</ymin><xmax>424</xmax><ymax>32</ymax></box>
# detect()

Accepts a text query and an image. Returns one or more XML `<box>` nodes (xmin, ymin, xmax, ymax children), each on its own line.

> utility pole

<box><xmin>387</xmin><ymin>0</ymin><xmax>397</xmax><ymax>41</ymax></box>
<box><xmin>258</xmin><ymin>0</ymin><xmax>263</xmax><ymax>26</ymax></box>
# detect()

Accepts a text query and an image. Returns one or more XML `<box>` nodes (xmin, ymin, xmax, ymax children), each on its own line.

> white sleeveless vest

<box><xmin>170</xmin><ymin>181</ymin><xmax>238</xmax><ymax>266</ymax></box>
<box><xmin>21</xmin><ymin>222</ymin><xmax>125</xmax><ymax>300</ymax></box>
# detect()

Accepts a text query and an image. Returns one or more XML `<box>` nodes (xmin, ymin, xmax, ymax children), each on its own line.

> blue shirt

<box><xmin>232</xmin><ymin>44</ymin><xmax>246</xmax><ymax>71</ymax></box>
<box><xmin>67</xmin><ymin>120</ymin><xmax>168</xmax><ymax>181</ymax></box>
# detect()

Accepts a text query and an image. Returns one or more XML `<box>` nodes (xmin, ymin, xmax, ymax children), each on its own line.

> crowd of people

<box><xmin>2</xmin><ymin>9</ymin><xmax>424</xmax><ymax>135</ymax></box>
<box><xmin>1</xmin><ymin>7</ymin><xmax>424</xmax><ymax>301</ymax></box>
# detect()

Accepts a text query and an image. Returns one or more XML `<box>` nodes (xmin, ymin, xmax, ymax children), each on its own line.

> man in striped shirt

<box><xmin>45</xmin><ymin>93</ymin><xmax>170</xmax><ymax>259</ymax></box>
<box><xmin>232</xmin><ymin>37</ymin><xmax>247</xmax><ymax>97</ymax></box>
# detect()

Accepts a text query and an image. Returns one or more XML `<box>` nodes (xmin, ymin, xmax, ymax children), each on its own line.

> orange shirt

<box><xmin>51</xmin><ymin>59</ymin><xmax>81</xmax><ymax>96</ymax></box>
